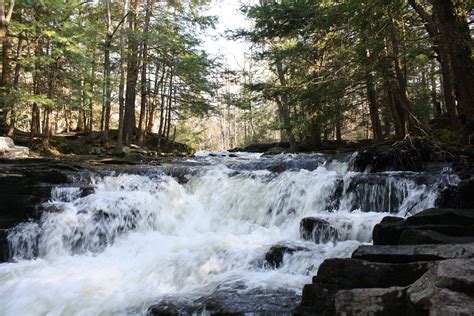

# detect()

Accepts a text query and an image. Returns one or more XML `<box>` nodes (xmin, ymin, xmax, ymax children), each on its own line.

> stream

<box><xmin>0</xmin><ymin>152</ymin><xmax>459</xmax><ymax>315</ymax></box>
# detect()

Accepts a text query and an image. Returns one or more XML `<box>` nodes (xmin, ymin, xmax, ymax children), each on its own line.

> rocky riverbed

<box><xmin>0</xmin><ymin>149</ymin><xmax>472</xmax><ymax>315</ymax></box>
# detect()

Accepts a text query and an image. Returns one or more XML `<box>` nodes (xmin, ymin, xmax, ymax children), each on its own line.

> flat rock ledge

<box><xmin>296</xmin><ymin>208</ymin><xmax>474</xmax><ymax>315</ymax></box>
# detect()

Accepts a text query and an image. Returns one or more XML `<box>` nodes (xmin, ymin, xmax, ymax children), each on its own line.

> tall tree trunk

<box><xmin>158</xmin><ymin>66</ymin><xmax>168</xmax><ymax>140</ymax></box>
<box><xmin>0</xmin><ymin>29</ymin><xmax>12</xmax><ymax>131</ymax></box>
<box><xmin>122</xmin><ymin>0</ymin><xmax>141</xmax><ymax>145</ymax></box>
<box><xmin>137</xmin><ymin>0</ymin><xmax>152</xmax><ymax>146</ymax></box>
<box><xmin>275</xmin><ymin>60</ymin><xmax>297</xmax><ymax>151</ymax></box>
<box><xmin>366</xmin><ymin>72</ymin><xmax>383</xmax><ymax>141</ymax></box>
<box><xmin>409</xmin><ymin>0</ymin><xmax>460</xmax><ymax>128</ymax></box>
<box><xmin>42</xmin><ymin>57</ymin><xmax>58</xmax><ymax>148</ymax></box>
<box><xmin>0</xmin><ymin>0</ymin><xmax>14</xmax><ymax>133</ymax></box>
<box><xmin>147</xmin><ymin>59</ymin><xmax>163</xmax><ymax>133</ymax></box>
<box><xmin>430</xmin><ymin>0</ymin><xmax>474</xmax><ymax>126</ymax></box>
<box><xmin>165</xmin><ymin>66</ymin><xmax>174</xmax><ymax>141</ymax></box>
<box><xmin>88</xmin><ymin>52</ymin><xmax>96</xmax><ymax>136</ymax></box>
<box><xmin>6</xmin><ymin>32</ymin><xmax>21</xmax><ymax>136</ymax></box>
<box><xmin>116</xmin><ymin>0</ymin><xmax>129</xmax><ymax>148</ymax></box>
<box><xmin>101</xmin><ymin>0</ymin><xmax>113</xmax><ymax>143</ymax></box>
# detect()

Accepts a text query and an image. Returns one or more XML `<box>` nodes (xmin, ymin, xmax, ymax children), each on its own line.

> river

<box><xmin>0</xmin><ymin>152</ymin><xmax>459</xmax><ymax>315</ymax></box>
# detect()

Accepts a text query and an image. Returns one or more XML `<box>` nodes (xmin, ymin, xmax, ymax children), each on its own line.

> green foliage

<box><xmin>232</xmin><ymin>0</ymin><xmax>443</xmax><ymax>143</ymax></box>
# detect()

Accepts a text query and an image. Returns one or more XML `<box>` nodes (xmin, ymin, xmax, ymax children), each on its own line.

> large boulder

<box><xmin>373</xmin><ymin>208</ymin><xmax>474</xmax><ymax>245</ymax></box>
<box><xmin>352</xmin><ymin>244</ymin><xmax>474</xmax><ymax>263</ymax></box>
<box><xmin>438</xmin><ymin>179</ymin><xmax>474</xmax><ymax>209</ymax></box>
<box><xmin>0</xmin><ymin>159</ymin><xmax>83</xmax><ymax>229</ymax></box>
<box><xmin>313</xmin><ymin>258</ymin><xmax>432</xmax><ymax>289</ymax></box>
<box><xmin>0</xmin><ymin>229</ymin><xmax>8</xmax><ymax>262</ymax></box>
<box><xmin>335</xmin><ymin>286</ymin><xmax>408</xmax><ymax>316</ymax></box>
<box><xmin>407</xmin><ymin>259</ymin><xmax>474</xmax><ymax>315</ymax></box>
<box><xmin>148</xmin><ymin>288</ymin><xmax>300</xmax><ymax>315</ymax></box>
<box><xmin>300</xmin><ymin>217</ymin><xmax>338</xmax><ymax>243</ymax></box>
<box><xmin>372</xmin><ymin>216</ymin><xmax>405</xmax><ymax>245</ymax></box>
<box><xmin>299</xmin><ymin>258</ymin><xmax>432</xmax><ymax>315</ymax></box>
<box><xmin>399</xmin><ymin>228</ymin><xmax>474</xmax><ymax>245</ymax></box>
<box><xmin>351</xmin><ymin>137</ymin><xmax>453</xmax><ymax>172</ymax></box>
<box><xmin>0</xmin><ymin>137</ymin><xmax>29</xmax><ymax>159</ymax></box>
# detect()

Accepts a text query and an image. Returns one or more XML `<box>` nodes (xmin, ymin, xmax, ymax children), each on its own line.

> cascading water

<box><xmin>0</xmin><ymin>153</ymin><xmax>459</xmax><ymax>315</ymax></box>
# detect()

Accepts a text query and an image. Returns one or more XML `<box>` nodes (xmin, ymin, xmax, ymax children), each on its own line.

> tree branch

<box><xmin>111</xmin><ymin>11</ymin><xmax>130</xmax><ymax>38</ymax></box>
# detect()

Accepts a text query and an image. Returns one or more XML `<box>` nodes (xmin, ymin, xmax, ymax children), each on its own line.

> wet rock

<box><xmin>80</xmin><ymin>186</ymin><xmax>95</xmax><ymax>197</ymax></box>
<box><xmin>148</xmin><ymin>297</ymin><xmax>198</xmax><ymax>315</ymax></box>
<box><xmin>264</xmin><ymin>146</ymin><xmax>286</xmax><ymax>155</ymax></box>
<box><xmin>313</xmin><ymin>258</ymin><xmax>432</xmax><ymax>289</ymax></box>
<box><xmin>352</xmin><ymin>145</ymin><xmax>422</xmax><ymax>172</ymax></box>
<box><xmin>199</xmin><ymin>288</ymin><xmax>300</xmax><ymax>315</ymax></box>
<box><xmin>407</xmin><ymin>259</ymin><xmax>474</xmax><ymax>315</ymax></box>
<box><xmin>300</xmin><ymin>217</ymin><xmax>338</xmax><ymax>243</ymax></box>
<box><xmin>0</xmin><ymin>229</ymin><xmax>8</xmax><ymax>262</ymax></box>
<box><xmin>351</xmin><ymin>137</ymin><xmax>446</xmax><ymax>172</ymax></box>
<box><xmin>0</xmin><ymin>159</ymin><xmax>80</xmax><ymax>231</ymax></box>
<box><xmin>335</xmin><ymin>286</ymin><xmax>408</xmax><ymax>316</ymax></box>
<box><xmin>438</xmin><ymin>179</ymin><xmax>474</xmax><ymax>209</ymax></box>
<box><xmin>372</xmin><ymin>216</ymin><xmax>405</xmax><ymax>245</ymax></box>
<box><xmin>265</xmin><ymin>243</ymin><xmax>310</xmax><ymax>268</ymax></box>
<box><xmin>242</xmin><ymin>142</ymin><xmax>290</xmax><ymax>153</ymax></box>
<box><xmin>373</xmin><ymin>209</ymin><xmax>474</xmax><ymax>245</ymax></box>
<box><xmin>299</xmin><ymin>259</ymin><xmax>431</xmax><ymax>315</ymax></box>
<box><xmin>352</xmin><ymin>244</ymin><xmax>474</xmax><ymax>263</ymax></box>
<box><xmin>399</xmin><ymin>228</ymin><xmax>474</xmax><ymax>245</ymax></box>
<box><xmin>406</xmin><ymin>208</ymin><xmax>474</xmax><ymax>226</ymax></box>
<box><xmin>149</xmin><ymin>288</ymin><xmax>300</xmax><ymax>315</ymax></box>
<box><xmin>299</xmin><ymin>283</ymin><xmax>339</xmax><ymax>315</ymax></box>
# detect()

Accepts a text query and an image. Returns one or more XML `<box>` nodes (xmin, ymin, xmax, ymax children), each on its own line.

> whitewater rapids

<box><xmin>0</xmin><ymin>153</ymin><xmax>458</xmax><ymax>315</ymax></box>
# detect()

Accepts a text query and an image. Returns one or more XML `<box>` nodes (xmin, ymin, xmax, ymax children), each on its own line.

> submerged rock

<box><xmin>265</xmin><ymin>243</ymin><xmax>310</xmax><ymax>268</ymax></box>
<box><xmin>300</xmin><ymin>217</ymin><xmax>338</xmax><ymax>243</ymax></box>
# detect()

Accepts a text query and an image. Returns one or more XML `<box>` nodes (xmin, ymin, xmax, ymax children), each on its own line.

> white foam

<box><xmin>0</xmin><ymin>160</ymin><xmax>446</xmax><ymax>315</ymax></box>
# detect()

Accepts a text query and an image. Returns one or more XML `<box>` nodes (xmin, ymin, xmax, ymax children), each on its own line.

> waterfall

<box><xmin>0</xmin><ymin>153</ymin><xmax>459</xmax><ymax>315</ymax></box>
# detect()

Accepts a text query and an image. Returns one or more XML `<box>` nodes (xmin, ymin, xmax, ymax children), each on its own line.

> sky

<box><xmin>201</xmin><ymin>0</ymin><xmax>256</xmax><ymax>71</ymax></box>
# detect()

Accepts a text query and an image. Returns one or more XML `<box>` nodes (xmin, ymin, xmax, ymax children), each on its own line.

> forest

<box><xmin>0</xmin><ymin>0</ymin><xmax>473</xmax><ymax>154</ymax></box>
<box><xmin>1</xmin><ymin>1</ymin><xmax>474</xmax><ymax>315</ymax></box>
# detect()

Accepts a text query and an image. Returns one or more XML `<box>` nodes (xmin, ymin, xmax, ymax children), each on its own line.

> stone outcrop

<box><xmin>372</xmin><ymin>208</ymin><xmax>474</xmax><ymax>245</ymax></box>
<box><xmin>298</xmin><ymin>259</ymin><xmax>432</xmax><ymax>315</ymax></box>
<box><xmin>408</xmin><ymin>259</ymin><xmax>474</xmax><ymax>315</ymax></box>
<box><xmin>149</xmin><ymin>288</ymin><xmax>300</xmax><ymax>315</ymax></box>
<box><xmin>0</xmin><ymin>137</ymin><xmax>29</xmax><ymax>159</ymax></box>
<box><xmin>297</xmin><ymin>208</ymin><xmax>474</xmax><ymax>315</ymax></box>
<box><xmin>335</xmin><ymin>286</ymin><xmax>408</xmax><ymax>316</ymax></box>
<box><xmin>0</xmin><ymin>158</ymin><xmax>84</xmax><ymax>262</ymax></box>
<box><xmin>352</xmin><ymin>244</ymin><xmax>474</xmax><ymax>263</ymax></box>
